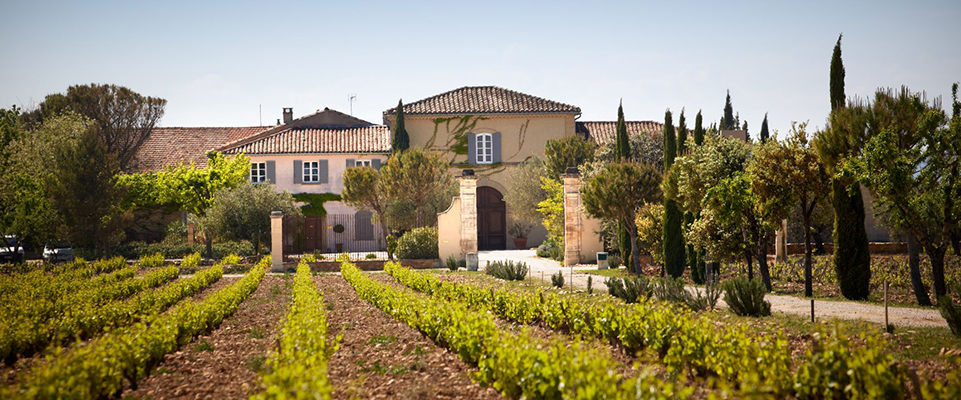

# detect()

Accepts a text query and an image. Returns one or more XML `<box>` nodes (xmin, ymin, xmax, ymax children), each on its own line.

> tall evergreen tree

<box><xmin>677</xmin><ymin>109</ymin><xmax>688</xmax><ymax>155</ymax></box>
<box><xmin>663</xmin><ymin>110</ymin><xmax>686</xmax><ymax>278</ymax></box>
<box><xmin>760</xmin><ymin>113</ymin><xmax>770</xmax><ymax>143</ymax></box>
<box><xmin>694</xmin><ymin>110</ymin><xmax>705</xmax><ymax>146</ymax></box>
<box><xmin>743</xmin><ymin>120</ymin><xmax>750</xmax><ymax>142</ymax></box>
<box><xmin>690</xmin><ymin>110</ymin><xmax>707</xmax><ymax>283</ymax></box>
<box><xmin>721</xmin><ymin>91</ymin><xmax>735</xmax><ymax>130</ymax></box>
<box><xmin>615</xmin><ymin>102</ymin><xmax>633</xmax><ymax>270</ymax></box>
<box><xmin>822</xmin><ymin>33</ymin><xmax>871</xmax><ymax>300</ymax></box>
<box><xmin>392</xmin><ymin>99</ymin><xmax>410</xmax><ymax>153</ymax></box>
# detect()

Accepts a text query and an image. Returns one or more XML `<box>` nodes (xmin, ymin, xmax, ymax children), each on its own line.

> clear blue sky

<box><xmin>2</xmin><ymin>0</ymin><xmax>959</xmax><ymax>137</ymax></box>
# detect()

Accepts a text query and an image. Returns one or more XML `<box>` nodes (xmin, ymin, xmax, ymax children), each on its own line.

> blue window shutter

<box><xmin>346</xmin><ymin>158</ymin><xmax>355</xmax><ymax>168</ymax></box>
<box><xmin>372</xmin><ymin>158</ymin><xmax>381</xmax><ymax>170</ymax></box>
<box><xmin>293</xmin><ymin>160</ymin><xmax>303</xmax><ymax>184</ymax></box>
<box><xmin>492</xmin><ymin>132</ymin><xmax>502</xmax><ymax>163</ymax></box>
<box><xmin>467</xmin><ymin>133</ymin><xmax>476</xmax><ymax>165</ymax></box>
<box><xmin>266</xmin><ymin>161</ymin><xmax>276</xmax><ymax>184</ymax></box>
<box><xmin>319</xmin><ymin>160</ymin><xmax>329</xmax><ymax>183</ymax></box>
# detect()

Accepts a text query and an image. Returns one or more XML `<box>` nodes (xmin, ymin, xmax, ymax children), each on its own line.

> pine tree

<box><xmin>663</xmin><ymin>110</ymin><xmax>686</xmax><ymax>278</ymax></box>
<box><xmin>615</xmin><ymin>102</ymin><xmax>633</xmax><ymax>271</ymax></box>
<box><xmin>392</xmin><ymin>99</ymin><xmax>410</xmax><ymax>153</ymax></box>
<box><xmin>826</xmin><ymin>32</ymin><xmax>871</xmax><ymax>300</ymax></box>
<box><xmin>721</xmin><ymin>91</ymin><xmax>735</xmax><ymax>130</ymax></box>
<box><xmin>760</xmin><ymin>113</ymin><xmax>770</xmax><ymax>143</ymax></box>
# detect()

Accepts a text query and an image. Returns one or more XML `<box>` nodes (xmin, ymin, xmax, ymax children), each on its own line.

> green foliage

<box><xmin>940</xmin><ymin>289</ymin><xmax>961</xmax><ymax>337</ymax></box>
<box><xmin>606</xmin><ymin>275</ymin><xmax>651</xmax><ymax>303</ymax></box>
<box><xmin>485</xmin><ymin>260</ymin><xmax>529</xmax><ymax>281</ymax></box>
<box><xmin>830</xmin><ymin>34</ymin><xmax>845</xmax><ymax>111</ymax></box>
<box><xmin>759</xmin><ymin>113</ymin><xmax>770</xmax><ymax>143</ymax></box>
<box><xmin>551</xmin><ymin>271</ymin><xmax>565</xmax><ymax>288</ymax></box>
<box><xmin>663</xmin><ymin>200</ymin><xmax>686</xmax><ymax>278</ymax></box>
<box><xmin>544</xmin><ymin>136</ymin><xmax>596</xmax><ymax>177</ymax></box>
<box><xmin>587</xmin><ymin>275</ymin><xmax>593</xmax><ymax>294</ymax></box>
<box><xmin>292</xmin><ymin>192</ymin><xmax>341</xmax><ymax>217</ymax></box>
<box><xmin>254</xmin><ymin>261</ymin><xmax>335</xmax><ymax>399</ymax></box>
<box><xmin>395</xmin><ymin>227</ymin><xmax>438</xmax><ymax>260</ymax></box>
<box><xmin>391</xmin><ymin>99</ymin><xmax>410</xmax><ymax>153</ymax></box>
<box><xmin>721</xmin><ymin>90</ymin><xmax>736</xmax><ymax>130</ymax></box>
<box><xmin>138</xmin><ymin>253</ymin><xmax>164</xmax><ymax>268</ymax></box>
<box><xmin>4</xmin><ymin>258</ymin><xmax>266</xmax><ymax>398</ymax></box>
<box><xmin>693</xmin><ymin>110</ymin><xmax>705</xmax><ymax>146</ymax></box>
<box><xmin>723</xmin><ymin>277</ymin><xmax>771</xmax><ymax>317</ymax></box>
<box><xmin>445</xmin><ymin>255</ymin><xmax>459</xmax><ymax>271</ymax></box>
<box><xmin>204</xmin><ymin>183</ymin><xmax>301</xmax><ymax>247</ymax></box>
<box><xmin>677</xmin><ymin>109</ymin><xmax>688</xmax><ymax>155</ymax></box>
<box><xmin>181</xmin><ymin>252</ymin><xmax>202</xmax><ymax>268</ymax></box>
<box><xmin>536</xmin><ymin>177</ymin><xmax>565</xmax><ymax>241</ymax></box>
<box><xmin>503</xmin><ymin>158</ymin><xmax>546</xmax><ymax>226</ymax></box>
<box><xmin>636</xmin><ymin>201</ymin><xmax>664</xmax><ymax>265</ymax></box>
<box><xmin>793</xmin><ymin>327</ymin><xmax>902</xmax><ymax>400</ymax></box>
<box><xmin>113</xmin><ymin>240</ymin><xmax>255</xmax><ymax>260</ymax></box>
<box><xmin>379</xmin><ymin>147</ymin><xmax>455</xmax><ymax>229</ymax></box>
<box><xmin>615</xmin><ymin>102</ymin><xmax>630</xmax><ymax>160</ymax></box>
<box><xmin>536</xmin><ymin>236</ymin><xmax>564</xmax><ymax>261</ymax></box>
<box><xmin>221</xmin><ymin>253</ymin><xmax>242</xmax><ymax>265</ymax></box>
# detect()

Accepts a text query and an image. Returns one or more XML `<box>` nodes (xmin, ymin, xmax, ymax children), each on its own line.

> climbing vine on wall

<box><xmin>427</xmin><ymin>116</ymin><xmax>536</xmax><ymax>178</ymax></box>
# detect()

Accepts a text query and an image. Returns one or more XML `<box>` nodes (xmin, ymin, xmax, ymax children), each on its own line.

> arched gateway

<box><xmin>477</xmin><ymin>186</ymin><xmax>506</xmax><ymax>250</ymax></box>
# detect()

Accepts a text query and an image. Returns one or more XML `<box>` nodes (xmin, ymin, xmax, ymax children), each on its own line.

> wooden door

<box><xmin>304</xmin><ymin>216</ymin><xmax>324</xmax><ymax>251</ymax></box>
<box><xmin>477</xmin><ymin>187</ymin><xmax>506</xmax><ymax>250</ymax></box>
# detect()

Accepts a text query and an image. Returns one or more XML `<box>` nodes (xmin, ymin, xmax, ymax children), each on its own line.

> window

<box><xmin>354</xmin><ymin>160</ymin><xmax>371</xmax><ymax>167</ymax></box>
<box><xmin>303</xmin><ymin>161</ymin><xmax>319</xmax><ymax>183</ymax></box>
<box><xmin>250</xmin><ymin>162</ymin><xmax>267</xmax><ymax>183</ymax></box>
<box><xmin>476</xmin><ymin>133</ymin><xmax>493</xmax><ymax>164</ymax></box>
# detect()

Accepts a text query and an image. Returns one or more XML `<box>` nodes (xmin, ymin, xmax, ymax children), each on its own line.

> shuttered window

<box><xmin>476</xmin><ymin>133</ymin><xmax>493</xmax><ymax>164</ymax></box>
<box><xmin>250</xmin><ymin>162</ymin><xmax>267</xmax><ymax>183</ymax></box>
<box><xmin>303</xmin><ymin>161</ymin><xmax>320</xmax><ymax>183</ymax></box>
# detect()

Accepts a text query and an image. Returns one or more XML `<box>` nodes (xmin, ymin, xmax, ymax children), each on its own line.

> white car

<box><xmin>0</xmin><ymin>235</ymin><xmax>24</xmax><ymax>263</ymax></box>
<box><xmin>43</xmin><ymin>241</ymin><xmax>75</xmax><ymax>263</ymax></box>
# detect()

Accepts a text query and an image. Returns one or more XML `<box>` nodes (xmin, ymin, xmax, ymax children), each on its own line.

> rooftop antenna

<box><xmin>259</xmin><ymin>104</ymin><xmax>262</xmax><ymax>126</ymax></box>
<box><xmin>348</xmin><ymin>94</ymin><xmax>357</xmax><ymax>116</ymax></box>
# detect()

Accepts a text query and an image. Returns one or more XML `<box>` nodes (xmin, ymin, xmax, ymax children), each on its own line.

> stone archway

<box><xmin>477</xmin><ymin>186</ymin><xmax>506</xmax><ymax>250</ymax></box>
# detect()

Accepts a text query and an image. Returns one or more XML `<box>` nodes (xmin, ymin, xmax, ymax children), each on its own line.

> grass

<box><xmin>249</xmin><ymin>326</ymin><xmax>266</xmax><ymax>339</ymax></box>
<box><xmin>248</xmin><ymin>354</ymin><xmax>268</xmax><ymax>373</ymax></box>
<box><xmin>580</xmin><ymin>267</ymin><xmax>631</xmax><ymax>279</ymax></box>
<box><xmin>192</xmin><ymin>339</ymin><xmax>215</xmax><ymax>352</ymax></box>
<box><xmin>368</xmin><ymin>334</ymin><xmax>397</xmax><ymax>345</ymax></box>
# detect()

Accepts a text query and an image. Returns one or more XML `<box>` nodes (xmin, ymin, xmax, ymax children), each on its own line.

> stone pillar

<box><xmin>775</xmin><ymin>219</ymin><xmax>788</xmax><ymax>262</ymax></box>
<box><xmin>459</xmin><ymin>170</ymin><xmax>478</xmax><ymax>269</ymax></box>
<box><xmin>562</xmin><ymin>168</ymin><xmax>582</xmax><ymax>266</ymax></box>
<box><xmin>270</xmin><ymin>211</ymin><xmax>284</xmax><ymax>272</ymax></box>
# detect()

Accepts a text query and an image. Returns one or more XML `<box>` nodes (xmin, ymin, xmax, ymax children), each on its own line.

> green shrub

<box><xmin>221</xmin><ymin>254</ymin><xmax>242</xmax><ymax>266</ymax></box>
<box><xmin>138</xmin><ymin>253</ymin><xmax>164</xmax><ymax>268</ymax></box>
<box><xmin>386</xmin><ymin>235</ymin><xmax>398</xmax><ymax>259</ymax></box>
<box><xmin>485</xmin><ymin>260</ymin><xmax>528</xmax><ymax>281</ymax></box>
<box><xmin>113</xmin><ymin>240</ymin><xmax>255</xmax><ymax>259</ymax></box>
<box><xmin>445</xmin><ymin>255</ymin><xmax>459</xmax><ymax>272</ymax></box>
<box><xmin>606</xmin><ymin>275</ymin><xmax>651</xmax><ymax>303</ymax></box>
<box><xmin>653</xmin><ymin>277</ymin><xmax>707</xmax><ymax>311</ymax></box>
<box><xmin>536</xmin><ymin>237</ymin><xmax>564</xmax><ymax>261</ymax></box>
<box><xmin>302</xmin><ymin>254</ymin><xmax>317</xmax><ymax>263</ymax></box>
<box><xmin>395</xmin><ymin>227</ymin><xmax>438</xmax><ymax>260</ymax></box>
<box><xmin>607</xmin><ymin>253</ymin><xmax>622</xmax><ymax>269</ymax></box>
<box><xmin>551</xmin><ymin>271</ymin><xmax>564</xmax><ymax>288</ymax></box>
<box><xmin>723</xmin><ymin>276</ymin><xmax>771</xmax><ymax>317</ymax></box>
<box><xmin>181</xmin><ymin>252</ymin><xmax>201</xmax><ymax>268</ymax></box>
<box><xmin>939</xmin><ymin>284</ymin><xmax>961</xmax><ymax>337</ymax></box>
<box><xmin>365</xmin><ymin>253</ymin><xmax>377</xmax><ymax>260</ymax></box>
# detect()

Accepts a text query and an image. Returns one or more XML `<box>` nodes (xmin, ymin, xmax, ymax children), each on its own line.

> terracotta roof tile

<box><xmin>221</xmin><ymin>126</ymin><xmax>391</xmax><ymax>155</ymax></box>
<box><xmin>576</xmin><ymin>121</ymin><xmax>663</xmax><ymax>144</ymax></box>
<box><xmin>133</xmin><ymin>126</ymin><xmax>269</xmax><ymax>172</ymax></box>
<box><xmin>386</xmin><ymin>86</ymin><xmax>581</xmax><ymax>115</ymax></box>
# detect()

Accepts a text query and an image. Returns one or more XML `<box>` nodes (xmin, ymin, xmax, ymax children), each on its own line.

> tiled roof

<box><xmin>220</xmin><ymin>126</ymin><xmax>391</xmax><ymax>155</ymax></box>
<box><xmin>386</xmin><ymin>86</ymin><xmax>581</xmax><ymax>115</ymax></box>
<box><xmin>133</xmin><ymin>126</ymin><xmax>269</xmax><ymax>172</ymax></box>
<box><xmin>576</xmin><ymin>121</ymin><xmax>663</xmax><ymax>144</ymax></box>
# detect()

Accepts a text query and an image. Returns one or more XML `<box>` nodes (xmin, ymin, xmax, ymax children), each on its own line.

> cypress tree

<box><xmin>690</xmin><ymin>110</ymin><xmax>707</xmax><ymax>283</ymax></box>
<box><xmin>760</xmin><ymin>113</ymin><xmax>770</xmax><ymax>143</ymax></box>
<box><xmin>663</xmin><ymin>110</ymin><xmax>685</xmax><ymax>278</ymax></box>
<box><xmin>721</xmin><ymin>91</ymin><xmax>735</xmax><ymax>130</ymax></box>
<box><xmin>677</xmin><ymin>109</ymin><xmax>688</xmax><ymax>155</ymax></box>
<box><xmin>392</xmin><ymin>99</ymin><xmax>410</xmax><ymax>153</ymax></box>
<box><xmin>615</xmin><ymin>102</ymin><xmax>633</xmax><ymax>271</ymax></box>
<box><xmin>829</xmin><ymin>33</ymin><xmax>871</xmax><ymax>300</ymax></box>
<box><xmin>743</xmin><ymin>120</ymin><xmax>750</xmax><ymax>142</ymax></box>
<box><xmin>694</xmin><ymin>110</ymin><xmax>705</xmax><ymax>146</ymax></box>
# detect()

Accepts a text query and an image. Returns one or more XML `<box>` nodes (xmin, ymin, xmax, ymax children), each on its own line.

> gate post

<box><xmin>270</xmin><ymin>211</ymin><xmax>284</xmax><ymax>272</ymax></box>
<box><xmin>459</xmin><ymin>170</ymin><xmax>479</xmax><ymax>270</ymax></box>
<box><xmin>562</xmin><ymin>168</ymin><xmax>582</xmax><ymax>266</ymax></box>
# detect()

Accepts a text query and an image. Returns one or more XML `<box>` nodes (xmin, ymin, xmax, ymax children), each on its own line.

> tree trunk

<box><xmin>907</xmin><ymin>234</ymin><xmax>932</xmax><ymax>306</ymax></box>
<box><xmin>951</xmin><ymin>229</ymin><xmax>961</xmax><ymax>256</ymax></box>
<box><xmin>746</xmin><ymin>254</ymin><xmax>753</xmax><ymax>281</ymax></box>
<box><xmin>205</xmin><ymin>236</ymin><xmax>213</xmax><ymax>259</ymax></box>
<box><xmin>813</xmin><ymin>229</ymin><xmax>826</xmax><ymax>255</ymax></box>
<box><xmin>803</xmin><ymin>209</ymin><xmax>813</xmax><ymax>298</ymax></box>
<box><xmin>628</xmin><ymin>224</ymin><xmax>642</xmax><ymax>276</ymax></box>
<box><xmin>928</xmin><ymin>246</ymin><xmax>948</xmax><ymax>298</ymax></box>
<box><xmin>756</xmin><ymin>241</ymin><xmax>773</xmax><ymax>292</ymax></box>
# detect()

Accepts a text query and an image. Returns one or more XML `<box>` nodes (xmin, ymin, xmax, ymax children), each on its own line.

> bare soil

<box><xmin>320</xmin><ymin>273</ymin><xmax>503</xmax><ymax>400</ymax></box>
<box><xmin>123</xmin><ymin>275</ymin><xmax>291</xmax><ymax>400</ymax></box>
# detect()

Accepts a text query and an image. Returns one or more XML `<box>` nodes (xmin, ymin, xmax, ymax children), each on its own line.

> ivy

<box><xmin>292</xmin><ymin>193</ymin><xmax>342</xmax><ymax>217</ymax></box>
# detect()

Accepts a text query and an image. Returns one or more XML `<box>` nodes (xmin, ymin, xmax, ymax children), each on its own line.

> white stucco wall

<box><xmin>248</xmin><ymin>153</ymin><xmax>387</xmax><ymax>195</ymax></box>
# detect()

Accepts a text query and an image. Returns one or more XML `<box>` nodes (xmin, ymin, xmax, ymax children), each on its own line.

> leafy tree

<box><xmin>662</xmin><ymin>110</ymin><xmax>686</xmax><ymax>277</ymax></box>
<box><xmin>816</xmin><ymin>34</ymin><xmax>872</xmax><ymax>301</ymax></box>
<box><xmin>46</xmin><ymin>128</ymin><xmax>128</xmax><ymax>256</ymax></box>
<box><xmin>536</xmin><ymin>177</ymin><xmax>565</xmax><ymax>241</ymax></box>
<box><xmin>749</xmin><ymin>123</ymin><xmax>830</xmax><ymax>296</ymax></box>
<box><xmin>203</xmin><ymin>183</ymin><xmax>301</xmax><ymax>252</ymax></box>
<box><xmin>504</xmin><ymin>158</ymin><xmax>547</xmax><ymax>227</ymax></box>
<box><xmin>759</xmin><ymin>114</ymin><xmax>770</xmax><ymax>143</ymax></box>
<box><xmin>379</xmin><ymin>147</ymin><xmax>455</xmax><ymax>228</ymax></box>
<box><xmin>544</xmin><ymin>136</ymin><xmax>595</xmax><ymax>178</ymax></box>
<box><xmin>721</xmin><ymin>91</ymin><xmax>736</xmax><ymax>130</ymax></box>
<box><xmin>844</xmin><ymin>86</ymin><xmax>960</xmax><ymax>300</ymax></box>
<box><xmin>341</xmin><ymin>166</ymin><xmax>392</xmax><ymax>250</ymax></box>
<box><xmin>392</xmin><ymin>99</ymin><xmax>410</xmax><ymax>153</ymax></box>
<box><xmin>583</xmin><ymin>162</ymin><xmax>662</xmax><ymax>274</ymax></box>
<box><xmin>24</xmin><ymin>84</ymin><xmax>166</xmax><ymax>171</ymax></box>
<box><xmin>635</xmin><ymin>203</ymin><xmax>664</xmax><ymax>265</ymax></box>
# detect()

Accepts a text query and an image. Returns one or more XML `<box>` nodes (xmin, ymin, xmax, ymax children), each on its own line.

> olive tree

<box><xmin>203</xmin><ymin>183</ymin><xmax>301</xmax><ymax>252</ymax></box>
<box><xmin>582</xmin><ymin>162</ymin><xmax>661</xmax><ymax>273</ymax></box>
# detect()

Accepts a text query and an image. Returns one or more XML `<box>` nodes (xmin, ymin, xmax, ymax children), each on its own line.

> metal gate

<box><xmin>283</xmin><ymin>213</ymin><xmax>386</xmax><ymax>255</ymax></box>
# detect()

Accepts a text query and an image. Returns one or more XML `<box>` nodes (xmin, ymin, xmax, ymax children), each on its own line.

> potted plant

<box><xmin>509</xmin><ymin>222</ymin><xmax>533</xmax><ymax>249</ymax></box>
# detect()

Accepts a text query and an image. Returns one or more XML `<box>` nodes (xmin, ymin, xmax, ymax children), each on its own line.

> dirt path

<box><xmin>481</xmin><ymin>250</ymin><xmax>949</xmax><ymax>328</ymax></box>
<box><xmin>124</xmin><ymin>275</ymin><xmax>292</xmax><ymax>399</ymax></box>
<box><xmin>319</xmin><ymin>274</ymin><xmax>503</xmax><ymax>400</ymax></box>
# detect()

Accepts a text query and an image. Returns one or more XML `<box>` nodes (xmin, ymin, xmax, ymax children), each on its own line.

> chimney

<box><xmin>282</xmin><ymin>108</ymin><xmax>293</xmax><ymax>124</ymax></box>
